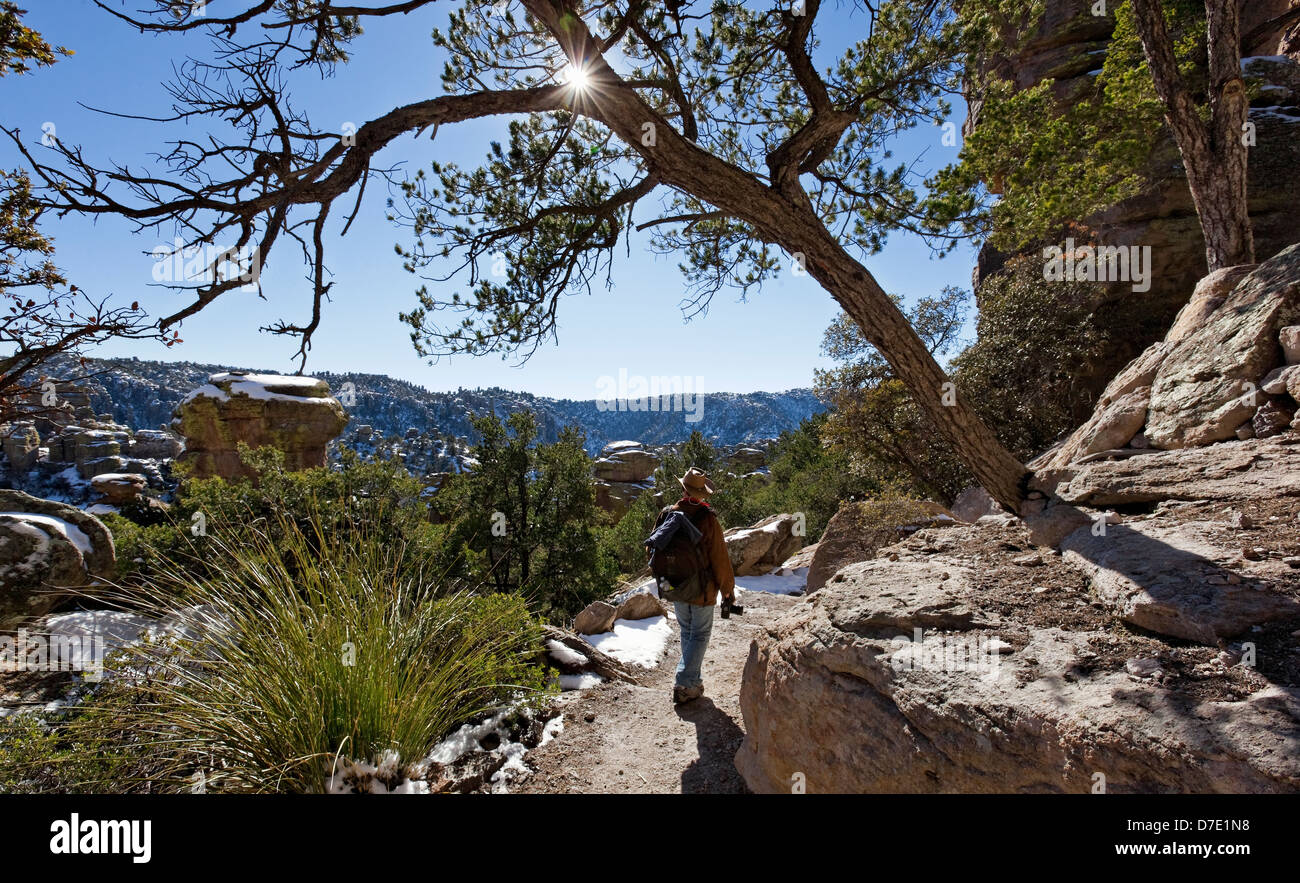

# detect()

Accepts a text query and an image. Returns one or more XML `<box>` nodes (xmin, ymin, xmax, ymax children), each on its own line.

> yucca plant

<box><xmin>32</xmin><ymin>499</ymin><xmax>549</xmax><ymax>793</ymax></box>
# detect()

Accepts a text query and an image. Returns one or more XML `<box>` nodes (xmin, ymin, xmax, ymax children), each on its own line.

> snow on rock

<box><xmin>44</xmin><ymin>609</ymin><xmax>156</xmax><ymax>657</ymax></box>
<box><xmin>0</xmin><ymin>512</ymin><xmax>94</xmax><ymax>556</ymax></box>
<box><xmin>582</xmin><ymin>615</ymin><xmax>672</xmax><ymax>669</ymax></box>
<box><xmin>547</xmin><ymin>639</ymin><xmax>590</xmax><ymax>668</ymax></box>
<box><xmin>428</xmin><ymin>708</ymin><xmax>515</xmax><ymax>766</ymax></box>
<box><xmin>420</xmin><ymin>704</ymin><xmax>561</xmax><ymax>793</ymax></box>
<box><xmin>541</xmin><ymin>715</ymin><xmax>564</xmax><ymax>745</ymax></box>
<box><xmin>179</xmin><ymin>383</ymin><xmax>231</xmax><ymax>405</ymax></box>
<box><xmin>209</xmin><ymin>372</ymin><xmax>324</xmax><ymax>390</ymax></box>
<box><xmin>326</xmin><ymin>750</ymin><xmax>430</xmax><ymax>795</ymax></box>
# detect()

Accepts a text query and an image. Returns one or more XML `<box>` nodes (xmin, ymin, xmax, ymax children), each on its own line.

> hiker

<box><xmin>645</xmin><ymin>467</ymin><xmax>736</xmax><ymax>705</ymax></box>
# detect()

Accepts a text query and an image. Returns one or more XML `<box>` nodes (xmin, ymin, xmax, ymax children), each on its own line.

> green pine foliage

<box><xmin>432</xmin><ymin>411</ymin><xmax>617</xmax><ymax>622</ymax></box>
<box><xmin>927</xmin><ymin>0</ymin><xmax>1206</xmax><ymax>252</ymax></box>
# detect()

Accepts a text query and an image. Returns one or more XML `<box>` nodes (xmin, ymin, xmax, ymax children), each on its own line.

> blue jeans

<box><xmin>673</xmin><ymin>601</ymin><xmax>715</xmax><ymax>689</ymax></box>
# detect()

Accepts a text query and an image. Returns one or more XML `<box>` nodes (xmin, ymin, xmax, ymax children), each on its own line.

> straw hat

<box><xmin>678</xmin><ymin>467</ymin><xmax>716</xmax><ymax>498</ymax></box>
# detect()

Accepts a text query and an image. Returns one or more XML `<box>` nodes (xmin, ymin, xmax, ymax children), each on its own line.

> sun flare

<box><xmin>562</xmin><ymin>63</ymin><xmax>591</xmax><ymax>91</ymax></box>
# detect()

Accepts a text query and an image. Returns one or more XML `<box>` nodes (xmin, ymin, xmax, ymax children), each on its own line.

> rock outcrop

<box><xmin>1049</xmin><ymin>436</ymin><xmax>1300</xmax><ymax>508</ymax></box>
<box><xmin>737</xmin><ymin>515</ymin><xmax>1300</xmax><ymax>793</ymax></box>
<box><xmin>0</xmin><ymin>490</ymin><xmax>115</xmax><ymax>629</ymax></box>
<box><xmin>171</xmin><ymin>372</ymin><xmax>348</xmax><ymax>480</ymax></box>
<box><xmin>590</xmin><ymin>441</ymin><xmax>659</xmax><ymax>517</ymax></box>
<box><xmin>1060</xmin><ymin>520</ymin><xmax>1300</xmax><ymax>643</ymax></box>
<box><xmin>592</xmin><ymin>441</ymin><xmax>659</xmax><ymax>483</ymax></box>
<box><xmin>1145</xmin><ymin>251</ymin><xmax>1300</xmax><ymax>448</ymax></box>
<box><xmin>972</xmin><ymin>1</ymin><xmax>1300</xmax><ymax>310</ymax></box>
<box><xmin>89</xmin><ymin>472</ymin><xmax>149</xmax><ymax>507</ymax></box>
<box><xmin>807</xmin><ymin>500</ymin><xmax>957</xmax><ymax>592</ymax></box>
<box><xmin>723</xmin><ymin>513</ymin><xmax>804</xmax><ymax>577</ymax></box>
<box><xmin>2</xmin><ymin>422</ymin><xmax>40</xmax><ymax>474</ymax></box>
<box><xmin>1036</xmin><ymin>243</ymin><xmax>1300</xmax><ymax>472</ymax></box>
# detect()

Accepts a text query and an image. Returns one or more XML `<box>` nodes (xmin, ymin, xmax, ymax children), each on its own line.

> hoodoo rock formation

<box><xmin>171</xmin><ymin>372</ymin><xmax>349</xmax><ymax>480</ymax></box>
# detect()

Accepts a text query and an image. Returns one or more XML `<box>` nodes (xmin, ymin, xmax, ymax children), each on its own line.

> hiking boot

<box><xmin>673</xmin><ymin>684</ymin><xmax>704</xmax><ymax>704</ymax></box>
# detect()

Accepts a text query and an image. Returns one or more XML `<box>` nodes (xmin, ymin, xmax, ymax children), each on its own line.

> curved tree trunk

<box><xmin>793</xmin><ymin>221</ymin><xmax>1030</xmax><ymax>511</ymax></box>
<box><xmin>588</xmin><ymin>119</ymin><xmax>1032</xmax><ymax>511</ymax></box>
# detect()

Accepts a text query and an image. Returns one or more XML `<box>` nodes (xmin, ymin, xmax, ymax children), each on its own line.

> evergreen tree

<box><xmin>11</xmin><ymin>0</ymin><xmax>1032</xmax><ymax>509</ymax></box>
<box><xmin>437</xmin><ymin>410</ymin><xmax>614</xmax><ymax>621</ymax></box>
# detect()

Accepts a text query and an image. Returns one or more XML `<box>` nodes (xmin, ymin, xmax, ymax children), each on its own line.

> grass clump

<box><xmin>2</xmin><ymin>503</ymin><xmax>550</xmax><ymax>793</ymax></box>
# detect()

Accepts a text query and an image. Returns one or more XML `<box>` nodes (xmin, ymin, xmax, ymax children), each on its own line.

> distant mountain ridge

<box><xmin>61</xmin><ymin>356</ymin><xmax>827</xmax><ymax>453</ymax></box>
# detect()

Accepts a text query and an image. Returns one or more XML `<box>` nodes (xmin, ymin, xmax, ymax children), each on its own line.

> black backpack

<box><xmin>648</xmin><ymin>504</ymin><xmax>714</xmax><ymax>605</ymax></box>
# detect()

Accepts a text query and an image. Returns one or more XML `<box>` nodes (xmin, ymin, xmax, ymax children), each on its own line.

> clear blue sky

<box><xmin>2</xmin><ymin>1</ymin><xmax>978</xmax><ymax>398</ymax></box>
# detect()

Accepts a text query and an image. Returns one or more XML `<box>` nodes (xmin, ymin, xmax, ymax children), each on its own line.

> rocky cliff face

<box><xmin>971</xmin><ymin>0</ymin><xmax>1300</xmax><ymax>372</ymax></box>
<box><xmin>1033</xmin><ymin>243</ymin><xmax>1300</xmax><ymax>471</ymax></box>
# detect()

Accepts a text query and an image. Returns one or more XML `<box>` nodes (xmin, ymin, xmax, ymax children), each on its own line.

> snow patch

<box><xmin>558</xmin><ymin>672</ymin><xmax>603</xmax><ymax>691</ymax></box>
<box><xmin>0</xmin><ymin>513</ymin><xmax>94</xmax><ymax>557</ymax></box>
<box><xmin>209</xmin><ymin>372</ymin><xmax>323</xmax><ymax>390</ymax></box>
<box><xmin>546</xmin><ymin>639</ymin><xmax>589</xmax><ymax>667</ymax></box>
<box><xmin>583</xmin><ymin>615</ymin><xmax>672</xmax><ymax>668</ymax></box>
<box><xmin>737</xmin><ymin>566</ymin><xmax>808</xmax><ymax>596</ymax></box>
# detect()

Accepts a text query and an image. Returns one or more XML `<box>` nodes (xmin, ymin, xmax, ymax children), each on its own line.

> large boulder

<box><xmin>0</xmin><ymin>489</ymin><xmax>115</xmax><ymax>629</ymax></box>
<box><xmin>614</xmin><ymin>591</ymin><xmax>666</xmax><ymax>622</ymax></box>
<box><xmin>573</xmin><ymin>601</ymin><xmax>618</xmax><ymax>636</ymax></box>
<box><xmin>593</xmin><ymin>442</ymin><xmax>659</xmax><ymax>483</ymax></box>
<box><xmin>1163</xmin><ymin>265</ymin><xmax>1258</xmax><ymax>345</ymax></box>
<box><xmin>737</xmin><ymin>547</ymin><xmax>1300</xmax><ymax>793</ymax></box>
<box><xmin>724</xmin><ymin>513</ymin><xmax>804</xmax><ymax>577</ymax></box>
<box><xmin>1054</xmin><ymin>386</ymin><xmax>1152</xmax><ymax>465</ymax></box>
<box><xmin>1145</xmin><ymin>246</ymin><xmax>1300</xmax><ymax>448</ymax></box>
<box><xmin>89</xmin><ymin>472</ymin><xmax>148</xmax><ymax>506</ymax></box>
<box><xmin>806</xmin><ymin>500</ymin><xmax>956</xmax><ymax>592</ymax></box>
<box><xmin>128</xmin><ymin>429</ymin><xmax>183</xmax><ymax>460</ymax></box>
<box><xmin>171</xmin><ymin>372</ymin><xmax>348</xmax><ymax>480</ymax></box>
<box><xmin>1036</xmin><ymin>245</ymin><xmax>1300</xmax><ymax>472</ymax></box>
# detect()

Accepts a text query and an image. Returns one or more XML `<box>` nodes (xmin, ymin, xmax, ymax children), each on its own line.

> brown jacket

<box><xmin>659</xmin><ymin>497</ymin><xmax>735</xmax><ymax>606</ymax></box>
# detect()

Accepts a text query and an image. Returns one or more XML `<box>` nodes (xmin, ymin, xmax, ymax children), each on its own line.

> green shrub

<box><xmin>104</xmin><ymin>445</ymin><xmax>446</xmax><ymax>589</ymax></box>
<box><xmin>602</xmin><ymin>489</ymin><xmax>661</xmax><ymax>576</ymax></box>
<box><xmin>0</xmin><ymin>709</ymin><xmax>136</xmax><ymax>794</ymax></box>
<box><xmin>952</xmin><ymin>253</ymin><xmax>1170</xmax><ymax>459</ymax></box>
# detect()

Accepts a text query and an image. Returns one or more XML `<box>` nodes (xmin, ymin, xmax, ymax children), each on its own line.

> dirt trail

<box><xmin>518</xmin><ymin>589</ymin><xmax>799</xmax><ymax>794</ymax></box>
